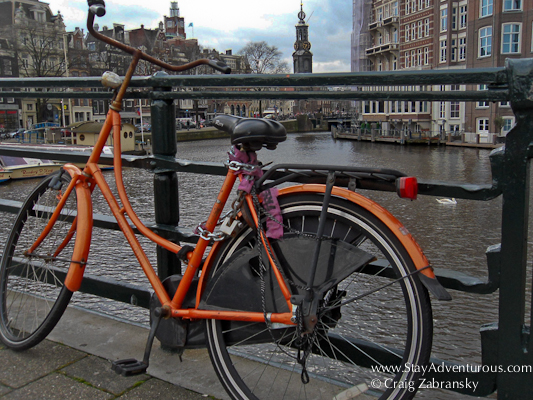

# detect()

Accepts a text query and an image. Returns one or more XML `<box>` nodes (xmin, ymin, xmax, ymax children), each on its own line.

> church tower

<box><xmin>292</xmin><ymin>2</ymin><xmax>313</xmax><ymax>73</ymax></box>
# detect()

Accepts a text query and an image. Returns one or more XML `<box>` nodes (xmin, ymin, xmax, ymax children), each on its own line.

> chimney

<box><xmin>226</xmin><ymin>49</ymin><xmax>232</xmax><ymax>55</ymax></box>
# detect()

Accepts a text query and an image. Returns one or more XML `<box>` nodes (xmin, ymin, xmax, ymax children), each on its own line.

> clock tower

<box><xmin>292</xmin><ymin>2</ymin><xmax>313</xmax><ymax>73</ymax></box>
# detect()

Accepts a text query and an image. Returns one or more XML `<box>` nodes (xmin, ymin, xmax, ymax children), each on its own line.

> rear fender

<box><xmin>278</xmin><ymin>185</ymin><xmax>452</xmax><ymax>301</ymax></box>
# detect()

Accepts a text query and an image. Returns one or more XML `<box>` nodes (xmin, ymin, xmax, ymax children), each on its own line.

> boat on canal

<box><xmin>0</xmin><ymin>155</ymin><xmax>61</xmax><ymax>184</ymax></box>
<box><xmin>0</xmin><ymin>142</ymin><xmax>115</xmax><ymax>172</ymax></box>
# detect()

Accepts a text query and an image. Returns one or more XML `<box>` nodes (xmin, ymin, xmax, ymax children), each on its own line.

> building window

<box><xmin>479</xmin><ymin>27</ymin><xmax>492</xmax><ymax>57</ymax></box>
<box><xmin>392</xmin><ymin>27</ymin><xmax>398</xmax><ymax>43</ymax></box>
<box><xmin>439</xmin><ymin>102</ymin><xmax>446</xmax><ymax>119</ymax></box>
<box><xmin>377</xmin><ymin>7</ymin><xmax>383</xmax><ymax>21</ymax></box>
<box><xmin>460</xmin><ymin>5</ymin><xmax>468</xmax><ymax>28</ymax></box>
<box><xmin>33</xmin><ymin>10</ymin><xmax>45</xmax><ymax>23</ymax></box>
<box><xmin>500</xmin><ymin>101</ymin><xmax>510</xmax><ymax>107</ymax></box>
<box><xmin>424</xmin><ymin>46</ymin><xmax>429</xmax><ymax>64</ymax></box>
<box><xmin>459</xmin><ymin>37</ymin><xmax>466</xmax><ymax>60</ymax></box>
<box><xmin>502</xmin><ymin>23</ymin><xmax>521</xmax><ymax>53</ymax></box>
<box><xmin>3</xmin><ymin>60</ymin><xmax>12</xmax><ymax>75</ymax></box>
<box><xmin>405</xmin><ymin>52</ymin><xmax>410</xmax><ymax>67</ymax></box>
<box><xmin>451</xmin><ymin>39</ymin><xmax>457</xmax><ymax>61</ymax></box>
<box><xmin>480</xmin><ymin>0</ymin><xmax>493</xmax><ymax>17</ymax></box>
<box><xmin>411</xmin><ymin>50</ymin><xmax>416</xmax><ymax>66</ymax></box>
<box><xmin>424</xmin><ymin>18</ymin><xmax>430</xmax><ymax>36</ymax></box>
<box><xmin>392</xmin><ymin>55</ymin><xmax>398</xmax><ymax>70</ymax></box>
<box><xmin>477</xmin><ymin>118</ymin><xmax>490</xmax><ymax>134</ymax></box>
<box><xmin>450</xmin><ymin>101</ymin><xmax>460</xmax><ymax>118</ymax></box>
<box><xmin>417</xmin><ymin>20</ymin><xmax>423</xmax><ymax>38</ymax></box>
<box><xmin>477</xmin><ymin>84</ymin><xmax>489</xmax><ymax>108</ymax></box>
<box><xmin>405</xmin><ymin>1</ymin><xmax>410</xmax><ymax>15</ymax></box>
<box><xmin>405</xmin><ymin>25</ymin><xmax>410</xmax><ymax>42</ymax></box>
<box><xmin>412</xmin><ymin>23</ymin><xmax>417</xmax><ymax>40</ymax></box>
<box><xmin>452</xmin><ymin>6</ymin><xmax>457</xmax><ymax>30</ymax></box>
<box><xmin>27</xmin><ymin>103</ymin><xmax>33</xmax><ymax>111</ymax></box>
<box><xmin>392</xmin><ymin>1</ymin><xmax>398</xmax><ymax>16</ymax></box>
<box><xmin>417</xmin><ymin>48</ymin><xmax>422</xmax><ymax>66</ymax></box>
<box><xmin>503</xmin><ymin>0</ymin><xmax>521</xmax><ymax>11</ymax></box>
<box><xmin>502</xmin><ymin>118</ymin><xmax>514</xmax><ymax>133</ymax></box>
<box><xmin>440</xmin><ymin>7</ymin><xmax>448</xmax><ymax>32</ymax></box>
<box><xmin>440</xmin><ymin>39</ymin><xmax>447</xmax><ymax>62</ymax></box>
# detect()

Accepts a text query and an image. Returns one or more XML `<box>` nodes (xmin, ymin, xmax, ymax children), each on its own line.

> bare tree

<box><xmin>15</xmin><ymin>25</ymin><xmax>66</xmax><ymax>122</ymax></box>
<box><xmin>238</xmin><ymin>41</ymin><xmax>288</xmax><ymax>117</ymax></box>
<box><xmin>238</xmin><ymin>41</ymin><xmax>288</xmax><ymax>74</ymax></box>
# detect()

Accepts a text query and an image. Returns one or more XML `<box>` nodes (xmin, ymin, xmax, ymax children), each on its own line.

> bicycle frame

<box><xmin>24</xmin><ymin>48</ymin><xmax>294</xmax><ymax>326</ymax></box>
<box><xmin>24</xmin><ymin>4</ymin><xmax>446</xmax><ymax>332</ymax></box>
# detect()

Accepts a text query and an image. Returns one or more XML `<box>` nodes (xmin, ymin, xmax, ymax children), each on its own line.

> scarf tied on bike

<box><xmin>229</xmin><ymin>147</ymin><xmax>283</xmax><ymax>239</ymax></box>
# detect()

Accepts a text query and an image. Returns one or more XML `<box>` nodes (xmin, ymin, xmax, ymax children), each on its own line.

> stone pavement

<box><xmin>0</xmin><ymin>305</ymin><xmax>376</xmax><ymax>400</ymax></box>
<box><xmin>0</xmin><ymin>305</ymin><xmax>225</xmax><ymax>400</ymax></box>
<box><xmin>0</xmin><ymin>339</ymin><xmax>212</xmax><ymax>399</ymax></box>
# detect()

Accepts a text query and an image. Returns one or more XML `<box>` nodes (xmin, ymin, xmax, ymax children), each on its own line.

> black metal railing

<box><xmin>1</xmin><ymin>58</ymin><xmax>533</xmax><ymax>398</ymax></box>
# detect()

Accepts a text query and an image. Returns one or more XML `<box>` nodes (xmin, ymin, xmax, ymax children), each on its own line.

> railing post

<box><xmin>150</xmin><ymin>72</ymin><xmax>181</xmax><ymax>280</ymax></box>
<box><xmin>495</xmin><ymin>58</ymin><xmax>533</xmax><ymax>399</ymax></box>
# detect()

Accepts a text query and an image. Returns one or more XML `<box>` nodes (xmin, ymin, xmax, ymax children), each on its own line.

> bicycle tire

<box><xmin>0</xmin><ymin>170</ymin><xmax>86</xmax><ymax>350</ymax></box>
<box><xmin>205</xmin><ymin>192</ymin><xmax>433</xmax><ymax>400</ymax></box>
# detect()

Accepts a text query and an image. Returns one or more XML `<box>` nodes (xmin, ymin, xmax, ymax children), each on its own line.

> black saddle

<box><xmin>213</xmin><ymin>115</ymin><xmax>287</xmax><ymax>150</ymax></box>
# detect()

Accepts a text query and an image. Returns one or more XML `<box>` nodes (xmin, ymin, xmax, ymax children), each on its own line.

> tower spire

<box><xmin>293</xmin><ymin>1</ymin><xmax>312</xmax><ymax>73</ymax></box>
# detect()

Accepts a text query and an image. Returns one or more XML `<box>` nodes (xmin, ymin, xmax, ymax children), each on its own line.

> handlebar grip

<box><xmin>88</xmin><ymin>0</ymin><xmax>106</xmax><ymax>17</ymax></box>
<box><xmin>208</xmin><ymin>60</ymin><xmax>231</xmax><ymax>74</ymax></box>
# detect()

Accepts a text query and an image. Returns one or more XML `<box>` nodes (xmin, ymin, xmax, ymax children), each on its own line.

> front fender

<box><xmin>61</xmin><ymin>165</ymin><xmax>93</xmax><ymax>292</ymax></box>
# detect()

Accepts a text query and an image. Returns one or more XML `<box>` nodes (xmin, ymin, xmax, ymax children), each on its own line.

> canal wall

<box><xmin>138</xmin><ymin>118</ymin><xmax>314</xmax><ymax>144</ymax></box>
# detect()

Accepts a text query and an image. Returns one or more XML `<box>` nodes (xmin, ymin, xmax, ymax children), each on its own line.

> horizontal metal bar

<box><xmin>0</xmin><ymin>198</ymin><xmax>198</xmax><ymax>244</ymax></box>
<box><xmin>0</xmin><ymin>146</ymin><xmax>501</xmax><ymax>200</ymax></box>
<box><xmin>2</xmin><ymin>89</ymin><xmax>510</xmax><ymax>102</ymax></box>
<box><xmin>0</xmin><ymin>67</ymin><xmax>507</xmax><ymax>89</ymax></box>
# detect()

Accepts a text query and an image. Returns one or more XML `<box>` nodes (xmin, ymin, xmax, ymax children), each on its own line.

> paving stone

<box><xmin>0</xmin><ymin>341</ymin><xmax>86</xmax><ymax>389</ymax></box>
<box><xmin>120</xmin><ymin>378</ymin><xmax>210</xmax><ymax>400</ymax></box>
<box><xmin>0</xmin><ymin>373</ymin><xmax>112</xmax><ymax>400</ymax></box>
<box><xmin>62</xmin><ymin>355</ymin><xmax>150</xmax><ymax>395</ymax></box>
<box><xmin>0</xmin><ymin>382</ymin><xmax>12</xmax><ymax>396</ymax></box>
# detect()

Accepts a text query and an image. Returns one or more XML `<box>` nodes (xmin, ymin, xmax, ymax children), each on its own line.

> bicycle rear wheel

<box><xmin>0</xmin><ymin>170</ymin><xmax>84</xmax><ymax>350</ymax></box>
<box><xmin>205</xmin><ymin>192</ymin><xmax>433</xmax><ymax>400</ymax></box>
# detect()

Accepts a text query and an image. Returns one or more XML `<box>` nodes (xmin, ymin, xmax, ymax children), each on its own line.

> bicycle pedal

<box><xmin>111</xmin><ymin>358</ymin><xmax>148</xmax><ymax>376</ymax></box>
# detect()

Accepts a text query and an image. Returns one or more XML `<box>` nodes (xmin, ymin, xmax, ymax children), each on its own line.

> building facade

<box><xmin>361</xmin><ymin>0</ymin><xmax>532</xmax><ymax>139</ymax></box>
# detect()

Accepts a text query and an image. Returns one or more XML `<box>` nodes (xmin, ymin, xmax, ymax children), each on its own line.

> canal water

<box><xmin>0</xmin><ymin>132</ymin><xmax>517</xmax><ymax>399</ymax></box>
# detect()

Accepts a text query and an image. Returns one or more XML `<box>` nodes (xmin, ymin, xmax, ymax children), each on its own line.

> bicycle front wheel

<box><xmin>206</xmin><ymin>192</ymin><xmax>433</xmax><ymax>400</ymax></box>
<box><xmin>0</xmin><ymin>170</ymin><xmax>86</xmax><ymax>350</ymax></box>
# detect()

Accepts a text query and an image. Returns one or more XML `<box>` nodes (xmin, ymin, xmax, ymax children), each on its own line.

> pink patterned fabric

<box><xmin>228</xmin><ymin>147</ymin><xmax>283</xmax><ymax>239</ymax></box>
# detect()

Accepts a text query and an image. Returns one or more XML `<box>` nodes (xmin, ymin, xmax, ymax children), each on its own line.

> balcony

<box><xmin>383</xmin><ymin>16</ymin><xmax>399</xmax><ymax>26</ymax></box>
<box><xmin>368</xmin><ymin>20</ymin><xmax>382</xmax><ymax>30</ymax></box>
<box><xmin>366</xmin><ymin>42</ymin><xmax>399</xmax><ymax>56</ymax></box>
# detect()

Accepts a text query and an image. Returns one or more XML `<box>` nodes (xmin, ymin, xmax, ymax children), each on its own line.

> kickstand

<box><xmin>111</xmin><ymin>307</ymin><xmax>166</xmax><ymax>376</ymax></box>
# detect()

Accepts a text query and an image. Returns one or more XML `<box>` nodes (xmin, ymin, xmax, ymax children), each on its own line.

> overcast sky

<box><xmin>45</xmin><ymin>0</ymin><xmax>353</xmax><ymax>72</ymax></box>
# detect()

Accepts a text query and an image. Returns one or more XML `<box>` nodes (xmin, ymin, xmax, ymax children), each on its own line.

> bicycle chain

<box><xmin>251</xmin><ymin>187</ymin><xmax>319</xmax><ymax>383</ymax></box>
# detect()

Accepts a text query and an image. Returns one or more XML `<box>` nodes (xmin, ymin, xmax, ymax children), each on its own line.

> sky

<box><xmin>44</xmin><ymin>0</ymin><xmax>353</xmax><ymax>73</ymax></box>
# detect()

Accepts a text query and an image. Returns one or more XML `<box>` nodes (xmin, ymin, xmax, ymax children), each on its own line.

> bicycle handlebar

<box><xmin>86</xmin><ymin>0</ymin><xmax>231</xmax><ymax>75</ymax></box>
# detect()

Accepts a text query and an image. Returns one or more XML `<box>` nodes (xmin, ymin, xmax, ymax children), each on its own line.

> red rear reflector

<box><xmin>397</xmin><ymin>177</ymin><xmax>418</xmax><ymax>200</ymax></box>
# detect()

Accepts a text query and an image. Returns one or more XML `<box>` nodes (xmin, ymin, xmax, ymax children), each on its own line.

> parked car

<box><xmin>4</xmin><ymin>128</ymin><xmax>26</xmax><ymax>139</ymax></box>
<box><xmin>135</xmin><ymin>123</ymin><xmax>151</xmax><ymax>132</ymax></box>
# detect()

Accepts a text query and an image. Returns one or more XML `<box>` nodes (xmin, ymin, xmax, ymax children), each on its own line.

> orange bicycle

<box><xmin>0</xmin><ymin>2</ymin><xmax>451</xmax><ymax>399</ymax></box>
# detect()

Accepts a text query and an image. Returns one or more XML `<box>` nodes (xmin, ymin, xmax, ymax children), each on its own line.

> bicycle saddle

<box><xmin>213</xmin><ymin>115</ymin><xmax>287</xmax><ymax>150</ymax></box>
